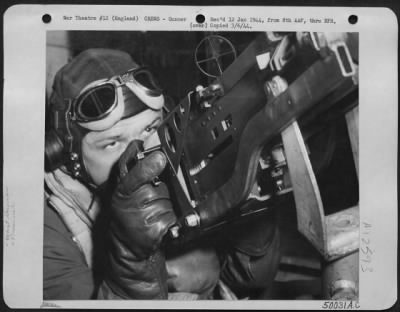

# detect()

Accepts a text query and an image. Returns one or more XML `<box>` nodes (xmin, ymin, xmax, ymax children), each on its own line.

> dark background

<box><xmin>66</xmin><ymin>31</ymin><xmax>260</xmax><ymax>102</ymax></box>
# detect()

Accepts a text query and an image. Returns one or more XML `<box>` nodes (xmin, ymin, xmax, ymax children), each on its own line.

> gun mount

<box><xmin>155</xmin><ymin>32</ymin><xmax>358</xmax><ymax>244</ymax></box>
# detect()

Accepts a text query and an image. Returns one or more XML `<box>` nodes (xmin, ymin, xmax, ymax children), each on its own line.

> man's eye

<box><xmin>104</xmin><ymin>141</ymin><xmax>119</xmax><ymax>149</ymax></box>
<box><xmin>145</xmin><ymin>126</ymin><xmax>156</xmax><ymax>133</ymax></box>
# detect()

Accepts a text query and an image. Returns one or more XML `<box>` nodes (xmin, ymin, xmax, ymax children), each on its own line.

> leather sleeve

<box><xmin>220</xmin><ymin>210</ymin><xmax>281</xmax><ymax>293</ymax></box>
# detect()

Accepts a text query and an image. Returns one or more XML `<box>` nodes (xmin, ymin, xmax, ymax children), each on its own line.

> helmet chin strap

<box><xmin>66</xmin><ymin>145</ymin><xmax>99</xmax><ymax>193</ymax></box>
<box><xmin>62</xmin><ymin>101</ymin><xmax>99</xmax><ymax>192</ymax></box>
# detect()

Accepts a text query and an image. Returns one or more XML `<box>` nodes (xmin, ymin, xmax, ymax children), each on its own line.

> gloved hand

<box><xmin>104</xmin><ymin>140</ymin><xmax>177</xmax><ymax>299</ymax></box>
<box><xmin>220</xmin><ymin>208</ymin><xmax>281</xmax><ymax>295</ymax></box>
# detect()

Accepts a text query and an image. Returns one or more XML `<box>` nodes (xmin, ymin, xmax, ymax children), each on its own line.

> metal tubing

<box><xmin>322</xmin><ymin>251</ymin><xmax>359</xmax><ymax>300</ymax></box>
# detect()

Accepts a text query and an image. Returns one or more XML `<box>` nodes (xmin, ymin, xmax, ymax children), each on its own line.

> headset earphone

<box><xmin>44</xmin><ymin>128</ymin><xmax>67</xmax><ymax>172</ymax></box>
<box><xmin>44</xmin><ymin>100</ymin><xmax>85</xmax><ymax>180</ymax></box>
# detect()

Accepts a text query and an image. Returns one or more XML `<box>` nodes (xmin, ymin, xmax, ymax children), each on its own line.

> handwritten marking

<box><xmin>360</xmin><ymin>221</ymin><xmax>373</xmax><ymax>273</ymax></box>
<box><xmin>4</xmin><ymin>187</ymin><xmax>16</xmax><ymax>247</ymax></box>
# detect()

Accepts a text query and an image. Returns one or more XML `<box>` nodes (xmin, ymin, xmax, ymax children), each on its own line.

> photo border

<box><xmin>2</xmin><ymin>3</ymin><xmax>398</xmax><ymax>310</ymax></box>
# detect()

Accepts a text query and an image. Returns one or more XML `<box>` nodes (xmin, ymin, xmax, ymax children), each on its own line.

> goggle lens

<box><xmin>77</xmin><ymin>84</ymin><xmax>116</xmax><ymax>120</ymax></box>
<box><xmin>132</xmin><ymin>69</ymin><xmax>162</xmax><ymax>95</ymax></box>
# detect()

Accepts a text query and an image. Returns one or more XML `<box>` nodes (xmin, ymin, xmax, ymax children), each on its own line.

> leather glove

<box><xmin>220</xmin><ymin>208</ymin><xmax>281</xmax><ymax>293</ymax></box>
<box><xmin>104</xmin><ymin>140</ymin><xmax>177</xmax><ymax>299</ymax></box>
<box><xmin>226</xmin><ymin>208</ymin><xmax>277</xmax><ymax>256</ymax></box>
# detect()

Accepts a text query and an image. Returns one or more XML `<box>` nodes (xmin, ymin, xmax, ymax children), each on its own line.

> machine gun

<box><xmin>148</xmin><ymin>32</ymin><xmax>358</xmax><ymax>244</ymax></box>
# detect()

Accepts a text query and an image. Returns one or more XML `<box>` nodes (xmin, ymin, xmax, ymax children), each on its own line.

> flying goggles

<box><xmin>71</xmin><ymin>67</ymin><xmax>165</xmax><ymax>131</ymax></box>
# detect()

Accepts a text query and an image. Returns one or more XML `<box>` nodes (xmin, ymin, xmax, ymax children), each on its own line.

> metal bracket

<box><xmin>331</xmin><ymin>41</ymin><xmax>356</xmax><ymax>77</ymax></box>
<box><xmin>157</xmin><ymin>92</ymin><xmax>192</xmax><ymax>176</ymax></box>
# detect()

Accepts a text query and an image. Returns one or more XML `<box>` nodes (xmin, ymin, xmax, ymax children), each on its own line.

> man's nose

<box><xmin>143</xmin><ymin>132</ymin><xmax>161</xmax><ymax>150</ymax></box>
<box><xmin>118</xmin><ymin>140</ymin><xmax>145</xmax><ymax>178</ymax></box>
